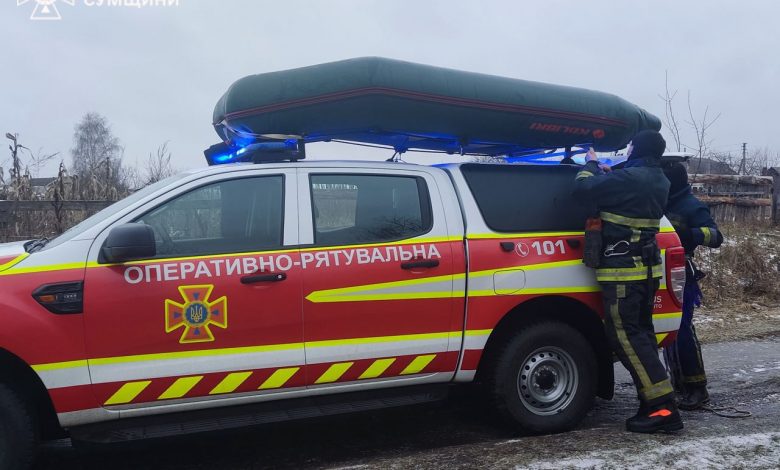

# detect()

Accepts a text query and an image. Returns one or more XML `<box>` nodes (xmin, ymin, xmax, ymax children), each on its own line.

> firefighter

<box><xmin>662</xmin><ymin>162</ymin><xmax>723</xmax><ymax>409</ymax></box>
<box><xmin>573</xmin><ymin>130</ymin><xmax>683</xmax><ymax>433</ymax></box>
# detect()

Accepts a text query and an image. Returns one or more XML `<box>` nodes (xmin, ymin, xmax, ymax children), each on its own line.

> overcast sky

<box><xmin>1</xmin><ymin>0</ymin><xmax>778</xmax><ymax>176</ymax></box>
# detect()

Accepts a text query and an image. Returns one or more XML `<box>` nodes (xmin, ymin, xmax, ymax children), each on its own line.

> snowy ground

<box><xmin>37</xmin><ymin>338</ymin><xmax>780</xmax><ymax>470</ymax></box>
<box><xmin>523</xmin><ymin>432</ymin><xmax>780</xmax><ymax>470</ymax></box>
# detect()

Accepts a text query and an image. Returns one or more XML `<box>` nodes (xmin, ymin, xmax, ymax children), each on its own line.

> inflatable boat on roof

<box><xmin>209</xmin><ymin>57</ymin><xmax>661</xmax><ymax>163</ymax></box>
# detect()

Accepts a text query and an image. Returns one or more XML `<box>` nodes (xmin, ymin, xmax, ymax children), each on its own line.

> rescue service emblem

<box><xmin>164</xmin><ymin>285</ymin><xmax>228</xmax><ymax>344</ymax></box>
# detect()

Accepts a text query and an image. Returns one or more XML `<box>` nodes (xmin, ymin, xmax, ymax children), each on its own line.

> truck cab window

<box><xmin>136</xmin><ymin>176</ymin><xmax>283</xmax><ymax>257</ymax></box>
<box><xmin>310</xmin><ymin>174</ymin><xmax>431</xmax><ymax>246</ymax></box>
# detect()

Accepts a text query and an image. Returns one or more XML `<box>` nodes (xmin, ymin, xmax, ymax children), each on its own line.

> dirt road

<box><xmin>37</xmin><ymin>338</ymin><xmax>779</xmax><ymax>469</ymax></box>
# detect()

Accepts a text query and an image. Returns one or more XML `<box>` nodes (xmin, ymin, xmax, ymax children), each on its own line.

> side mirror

<box><xmin>100</xmin><ymin>223</ymin><xmax>156</xmax><ymax>264</ymax></box>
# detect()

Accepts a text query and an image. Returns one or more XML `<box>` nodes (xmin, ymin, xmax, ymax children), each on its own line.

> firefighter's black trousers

<box><xmin>601</xmin><ymin>280</ymin><xmax>675</xmax><ymax>407</ymax></box>
<box><xmin>664</xmin><ymin>278</ymin><xmax>707</xmax><ymax>388</ymax></box>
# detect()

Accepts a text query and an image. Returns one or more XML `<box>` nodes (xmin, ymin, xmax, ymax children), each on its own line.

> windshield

<box><xmin>44</xmin><ymin>173</ymin><xmax>187</xmax><ymax>250</ymax></box>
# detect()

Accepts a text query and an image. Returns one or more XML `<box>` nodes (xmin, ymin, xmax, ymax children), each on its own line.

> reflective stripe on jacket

<box><xmin>574</xmin><ymin>159</ymin><xmax>670</xmax><ymax>280</ymax></box>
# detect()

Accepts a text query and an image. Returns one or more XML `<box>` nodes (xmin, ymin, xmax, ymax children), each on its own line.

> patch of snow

<box><xmin>519</xmin><ymin>432</ymin><xmax>780</xmax><ymax>470</ymax></box>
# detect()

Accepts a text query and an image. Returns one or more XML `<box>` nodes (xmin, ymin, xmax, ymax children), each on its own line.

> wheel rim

<box><xmin>516</xmin><ymin>346</ymin><xmax>578</xmax><ymax>416</ymax></box>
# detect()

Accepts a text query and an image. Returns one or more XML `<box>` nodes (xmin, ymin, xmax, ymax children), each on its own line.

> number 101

<box><xmin>531</xmin><ymin>240</ymin><xmax>566</xmax><ymax>256</ymax></box>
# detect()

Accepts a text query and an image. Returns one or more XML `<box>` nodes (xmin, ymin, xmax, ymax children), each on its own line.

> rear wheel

<box><xmin>0</xmin><ymin>383</ymin><xmax>38</xmax><ymax>470</ymax></box>
<box><xmin>488</xmin><ymin>322</ymin><xmax>597</xmax><ymax>434</ymax></box>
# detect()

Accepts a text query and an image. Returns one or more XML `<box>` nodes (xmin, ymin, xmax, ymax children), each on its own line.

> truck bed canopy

<box><xmin>212</xmin><ymin>57</ymin><xmax>661</xmax><ymax>158</ymax></box>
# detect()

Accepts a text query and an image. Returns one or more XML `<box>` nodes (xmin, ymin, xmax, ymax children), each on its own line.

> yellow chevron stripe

<box><xmin>306</xmin><ymin>259</ymin><xmax>589</xmax><ymax>304</ymax></box>
<box><xmin>656</xmin><ymin>333</ymin><xmax>669</xmax><ymax>344</ymax></box>
<box><xmin>315</xmin><ymin>362</ymin><xmax>353</xmax><ymax>384</ymax></box>
<box><xmin>0</xmin><ymin>253</ymin><xmax>29</xmax><ymax>272</ymax></box>
<box><xmin>308</xmin><ymin>291</ymin><xmax>465</xmax><ymax>303</ymax></box>
<box><xmin>104</xmin><ymin>381</ymin><xmax>151</xmax><ymax>405</ymax></box>
<box><xmin>210</xmin><ymin>371</ymin><xmax>253</xmax><ymax>395</ymax></box>
<box><xmin>0</xmin><ymin>261</ymin><xmax>85</xmax><ymax>277</ymax></box>
<box><xmin>31</xmin><ymin>329</ymin><xmax>489</xmax><ymax>372</ymax></box>
<box><xmin>358</xmin><ymin>358</ymin><xmax>396</xmax><ymax>379</ymax></box>
<box><xmin>158</xmin><ymin>376</ymin><xmax>203</xmax><ymax>400</ymax></box>
<box><xmin>32</xmin><ymin>359</ymin><xmax>89</xmax><ymax>372</ymax></box>
<box><xmin>401</xmin><ymin>354</ymin><xmax>436</xmax><ymax>375</ymax></box>
<box><xmin>259</xmin><ymin>367</ymin><xmax>299</xmax><ymax>390</ymax></box>
<box><xmin>465</xmin><ymin>329</ymin><xmax>493</xmax><ymax>337</ymax></box>
<box><xmin>468</xmin><ymin>285</ymin><xmax>601</xmax><ymax>298</ymax></box>
<box><xmin>305</xmin><ymin>272</ymin><xmax>464</xmax><ymax>303</ymax></box>
<box><xmin>87</xmin><ymin>342</ymin><xmax>304</xmax><ymax>367</ymax></box>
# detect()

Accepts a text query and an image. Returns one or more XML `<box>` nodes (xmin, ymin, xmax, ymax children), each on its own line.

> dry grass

<box><xmin>696</xmin><ymin>223</ymin><xmax>780</xmax><ymax>307</ymax></box>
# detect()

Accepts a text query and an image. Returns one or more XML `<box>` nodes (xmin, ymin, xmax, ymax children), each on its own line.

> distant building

<box><xmin>29</xmin><ymin>177</ymin><xmax>56</xmax><ymax>197</ymax></box>
<box><xmin>685</xmin><ymin>157</ymin><xmax>737</xmax><ymax>175</ymax></box>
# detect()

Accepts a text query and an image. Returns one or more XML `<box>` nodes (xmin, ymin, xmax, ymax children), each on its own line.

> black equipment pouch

<box><xmin>583</xmin><ymin>217</ymin><xmax>603</xmax><ymax>268</ymax></box>
<box><xmin>640</xmin><ymin>239</ymin><xmax>661</xmax><ymax>266</ymax></box>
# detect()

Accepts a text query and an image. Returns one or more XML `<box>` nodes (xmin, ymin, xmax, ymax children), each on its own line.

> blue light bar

<box><xmin>204</xmin><ymin>139</ymin><xmax>304</xmax><ymax>166</ymax></box>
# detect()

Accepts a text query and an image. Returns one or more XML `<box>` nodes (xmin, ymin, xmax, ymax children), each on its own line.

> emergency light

<box><xmin>204</xmin><ymin>139</ymin><xmax>305</xmax><ymax>166</ymax></box>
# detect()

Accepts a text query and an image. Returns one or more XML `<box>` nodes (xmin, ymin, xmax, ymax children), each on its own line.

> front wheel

<box><xmin>0</xmin><ymin>383</ymin><xmax>38</xmax><ymax>470</ymax></box>
<box><xmin>488</xmin><ymin>322</ymin><xmax>598</xmax><ymax>434</ymax></box>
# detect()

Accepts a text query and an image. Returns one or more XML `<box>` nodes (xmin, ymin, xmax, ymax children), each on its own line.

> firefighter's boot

<box><xmin>678</xmin><ymin>385</ymin><xmax>710</xmax><ymax>410</ymax></box>
<box><xmin>626</xmin><ymin>402</ymin><xmax>683</xmax><ymax>433</ymax></box>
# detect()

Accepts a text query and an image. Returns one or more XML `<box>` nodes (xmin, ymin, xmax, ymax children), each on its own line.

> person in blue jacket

<box><xmin>662</xmin><ymin>162</ymin><xmax>724</xmax><ymax>409</ymax></box>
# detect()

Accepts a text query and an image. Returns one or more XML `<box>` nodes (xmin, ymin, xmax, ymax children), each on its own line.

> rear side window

<box><xmin>461</xmin><ymin>164</ymin><xmax>593</xmax><ymax>232</ymax></box>
<box><xmin>310</xmin><ymin>174</ymin><xmax>432</xmax><ymax>246</ymax></box>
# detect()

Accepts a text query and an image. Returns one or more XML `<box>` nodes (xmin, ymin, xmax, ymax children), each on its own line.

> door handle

<box><xmin>401</xmin><ymin>259</ymin><xmax>440</xmax><ymax>270</ymax></box>
<box><xmin>240</xmin><ymin>272</ymin><xmax>287</xmax><ymax>284</ymax></box>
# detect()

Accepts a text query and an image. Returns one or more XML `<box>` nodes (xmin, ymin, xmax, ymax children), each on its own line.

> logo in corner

<box><xmin>17</xmin><ymin>0</ymin><xmax>75</xmax><ymax>21</ymax></box>
<box><xmin>165</xmin><ymin>285</ymin><xmax>228</xmax><ymax>344</ymax></box>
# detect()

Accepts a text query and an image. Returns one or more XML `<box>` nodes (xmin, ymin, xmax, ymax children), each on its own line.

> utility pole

<box><xmin>738</xmin><ymin>142</ymin><xmax>747</xmax><ymax>175</ymax></box>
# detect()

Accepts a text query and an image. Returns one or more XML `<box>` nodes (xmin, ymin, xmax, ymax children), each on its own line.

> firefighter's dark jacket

<box><xmin>573</xmin><ymin>158</ymin><xmax>670</xmax><ymax>282</ymax></box>
<box><xmin>665</xmin><ymin>184</ymin><xmax>723</xmax><ymax>255</ymax></box>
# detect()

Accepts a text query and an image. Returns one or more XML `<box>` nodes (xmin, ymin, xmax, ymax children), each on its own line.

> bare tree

<box><xmin>145</xmin><ymin>142</ymin><xmax>175</xmax><ymax>185</ymax></box>
<box><xmin>659</xmin><ymin>71</ymin><xmax>683</xmax><ymax>152</ymax></box>
<box><xmin>658</xmin><ymin>77</ymin><xmax>723</xmax><ymax>180</ymax></box>
<box><xmin>706</xmin><ymin>151</ymin><xmax>737</xmax><ymax>174</ymax></box>
<box><xmin>26</xmin><ymin>148</ymin><xmax>60</xmax><ymax>177</ymax></box>
<box><xmin>123</xmin><ymin>164</ymin><xmax>146</xmax><ymax>192</ymax></box>
<box><xmin>685</xmin><ymin>92</ymin><xmax>721</xmax><ymax>170</ymax></box>
<box><xmin>70</xmin><ymin>113</ymin><xmax>125</xmax><ymax>199</ymax></box>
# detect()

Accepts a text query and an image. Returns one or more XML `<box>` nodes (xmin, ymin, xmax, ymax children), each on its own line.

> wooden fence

<box><xmin>690</xmin><ymin>174</ymin><xmax>773</xmax><ymax>223</ymax></box>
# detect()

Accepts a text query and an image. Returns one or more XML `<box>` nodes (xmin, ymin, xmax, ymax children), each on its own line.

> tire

<box><xmin>0</xmin><ymin>383</ymin><xmax>38</xmax><ymax>470</ymax></box>
<box><xmin>488</xmin><ymin>322</ymin><xmax>597</xmax><ymax>434</ymax></box>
